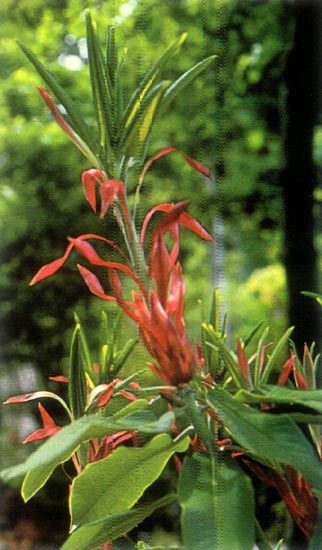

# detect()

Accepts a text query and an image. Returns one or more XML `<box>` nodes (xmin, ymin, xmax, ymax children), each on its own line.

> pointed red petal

<box><xmin>156</xmin><ymin>201</ymin><xmax>190</xmax><ymax>235</ymax></box>
<box><xmin>141</xmin><ymin>203</ymin><xmax>173</xmax><ymax>245</ymax></box>
<box><xmin>237</xmin><ymin>339</ymin><xmax>252</xmax><ymax>386</ymax></box>
<box><xmin>49</xmin><ymin>376</ymin><xmax>70</xmax><ymax>383</ymax></box>
<box><xmin>76</xmin><ymin>234</ymin><xmax>129</xmax><ymax>260</ymax></box>
<box><xmin>38</xmin><ymin>402</ymin><xmax>57</xmax><ymax>429</ymax></box>
<box><xmin>4</xmin><ymin>391</ymin><xmax>54</xmax><ymax>404</ymax></box>
<box><xmin>81</xmin><ymin>169</ymin><xmax>104</xmax><ymax>212</ymax></box>
<box><xmin>100</xmin><ymin>180</ymin><xmax>126</xmax><ymax>218</ymax></box>
<box><xmin>38</xmin><ymin>87</ymin><xmax>79</xmax><ymax>142</ymax></box>
<box><xmin>23</xmin><ymin>425</ymin><xmax>60</xmax><ymax>444</ymax></box>
<box><xmin>141</xmin><ymin>202</ymin><xmax>213</xmax><ymax>245</ymax></box>
<box><xmin>30</xmin><ymin>242</ymin><xmax>74</xmax><ymax>285</ymax></box>
<box><xmin>149</xmin><ymin>231</ymin><xmax>171</xmax><ymax>307</ymax></box>
<box><xmin>278</xmin><ymin>353</ymin><xmax>296</xmax><ymax>385</ymax></box>
<box><xmin>4</xmin><ymin>393</ymin><xmax>40</xmax><ymax>404</ymax></box>
<box><xmin>108</xmin><ymin>269</ymin><xmax>136</xmax><ymax>320</ymax></box>
<box><xmin>77</xmin><ymin>264</ymin><xmax>116</xmax><ymax>301</ymax></box>
<box><xmin>139</xmin><ymin>147</ymin><xmax>212</xmax><ymax>188</ymax></box>
<box><xmin>178</xmin><ymin>211</ymin><xmax>214</xmax><ymax>241</ymax></box>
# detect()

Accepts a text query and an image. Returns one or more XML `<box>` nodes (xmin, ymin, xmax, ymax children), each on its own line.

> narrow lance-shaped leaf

<box><xmin>121</xmin><ymin>33</ymin><xmax>187</xmax><ymax>135</ymax></box>
<box><xmin>37</xmin><ymin>88</ymin><xmax>100</xmax><ymax>167</ymax></box>
<box><xmin>162</xmin><ymin>54</ymin><xmax>216</xmax><ymax>108</ymax></box>
<box><xmin>120</xmin><ymin>81</ymin><xmax>169</xmax><ymax>162</ymax></box>
<box><xmin>69</xmin><ymin>324</ymin><xmax>88</xmax><ymax>419</ymax></box>
<box><xmin>17</xmin><ymin>41</ymin><xmax>98</xmax><ymax>156</ymax></box>
<box><xmin>85</xmin><ymin>11</ymin><xmax>113</xmax><ymax>164</ymax></box>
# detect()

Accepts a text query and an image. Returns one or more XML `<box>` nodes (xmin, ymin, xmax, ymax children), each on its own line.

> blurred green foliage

<box><xmin>1</xmin><ymin>0</ymin><xmax>318</xmax><ymax>384</ymax></box>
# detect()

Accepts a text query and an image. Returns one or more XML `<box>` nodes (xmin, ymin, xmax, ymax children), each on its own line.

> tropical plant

<box><xmin>1</xmin><ymin>13</ymin><xmax>322</xmax><ymax>550</ymax></box>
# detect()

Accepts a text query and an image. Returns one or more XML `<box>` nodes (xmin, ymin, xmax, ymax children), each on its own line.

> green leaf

<box><xmin>235</xmin><ymin>384</ymin><xmax>322</xmax><ymax>415</ymax></box>
<box><xmin>162</xmin><ymin>54</ymin><xmax>216</xmax><ymax>108</ymax></box>
<box><xmin>17</xmin><ymin>41</ymin><xmax>98</xmax><ymax>160</ymax></box>
<box><xmin>182</xmin><ymin>390</ymin><xmax>216</xmax><ymax>454</ymax></box>
<box><xmin>178</xmin><ymin>451</ymin><xmax>255</xmax><ymax>550</ymax></box>
<box><xmin>69</xmin><ymin>324</ymin><xmax>88</xmax><ymax>419</ymax></box>
<box><xmin>70</xmin><ymin>434</ymin><xmax>189</xmax><ymax>528</ymax></box>
<box><xmin>203</xmin><ymin>323</ymin><xmax>245</xmax><ymax>389</ymax></box>
<box><xmin>122</xmin><ymin>33</ymin><xmax>186</xmax><ymax>135</ymax></box>
<box><xmin>113</xmin><ymin>337</ymin><xmax>139</xmax><ymax>374</ymax></box>
<box><xmin>73</xmin><ymin>313</ymin><xmax>96</xmax><ymax>388</ymax></box>
<box><xmin>260</xmin><ymin>326</ymin><xmax>294</xmax><ymax>383</ymax></box>
<box><xmin>120</xmin><ymin>81</ymin><xmax>169</xmax><ymax>162</ymax></box>
<box><xmin>207</xmin><ymin>387</ymin><xmax>322</xmax><ymax>495</ymax></box>
<box><xmin>85</xmin><ymin>11</ymin><xmax>114</xmax><ymax>165</ymax></box>
<box><xmin>0</xmin><ymin>401</ymin><xmax>174</xmax><ymax>501</ymax></box>
<box><xmin>62</xmin><ymin>494</ymin><xmax>175</xmax><ymax>550</ymax></box>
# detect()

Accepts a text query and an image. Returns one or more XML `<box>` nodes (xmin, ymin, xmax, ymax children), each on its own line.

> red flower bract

<box><xmin>30</xmin><ymin>198</ymin><xmax>213</xmax><ymax>387</ymax></box>
<box><xmin>128</xmin><ymin>263</ymin><xmax>195</xmax><ymax>386</ymax></box>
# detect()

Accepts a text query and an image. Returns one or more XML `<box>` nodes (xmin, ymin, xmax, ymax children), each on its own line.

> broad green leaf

<box><xmin>69</xmin><ymin>324</ymin><xmax>88</xmax><ymax>419</ymax></box>
<box><xmin>207</xmin><ymin>387</ymin><xmax>322</xmax><ymax>494</ymax></box>
<box><xmin>162</xmin><ymin>54</ymin><xmax>216</xmax><ymax>108</ymax></box>
<box><xmin>178</xmin><ymin>451</ymin><xmax>255</xmax><ymax>550</ymax></box>
<box><xmin>0</xmin><ymin>401</ymin><xmax>173</xmax><ymax>501</ymax></box>
<box><xmin>17</xmin><ymin>41</ymin><xmax>98</xmax><ymax>158</ymax></box>
<box><xmin>70</xmin><ymin>434</ymin><xmax>189</xmax><ymax>527</ymax></box>
<box><xmin>235</xmin><ymin>384</ymin><xmax>322</xmax><ymax>414</ymax></box>
<box><xmin>62</xmin><ymin>494</ymin><xmax>175</xmax><ymax>550</ymax></box>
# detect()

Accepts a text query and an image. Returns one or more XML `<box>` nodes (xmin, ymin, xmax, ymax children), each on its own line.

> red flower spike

<box><xmin>23</xmin><ymin>403</ymin><xmax>60</xmax><ymax>444</ymax></box>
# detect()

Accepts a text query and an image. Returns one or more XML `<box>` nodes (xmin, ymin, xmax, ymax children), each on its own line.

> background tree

<box><xmin>282</xmin><ymin>0</ymin><xmax>322</xmax><ymax>371</ymax></box>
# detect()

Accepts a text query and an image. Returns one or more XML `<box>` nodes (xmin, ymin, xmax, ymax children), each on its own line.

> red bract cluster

<box><xmin>30</xmin><ymin>161</ymin><xmax>213</xmax><ymax>387</ymax></box>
